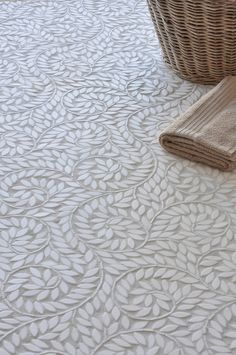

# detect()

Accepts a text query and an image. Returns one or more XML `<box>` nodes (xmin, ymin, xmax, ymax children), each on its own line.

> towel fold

<box><xmin>159</xmin><ymin>76</ymin><xmax>236</xmax><ymax>171</ymax></box>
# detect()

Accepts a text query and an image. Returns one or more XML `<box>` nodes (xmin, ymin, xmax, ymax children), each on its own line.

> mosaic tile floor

<box><xmin>0</xmin><ymin>0</ymin><xmax>236</xmax><ymax>354</ymax></box>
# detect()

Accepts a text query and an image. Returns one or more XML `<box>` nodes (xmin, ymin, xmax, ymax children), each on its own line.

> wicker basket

<box><xmin>146</xmin><ymin>0</ymin><xmax>236</xmax><ymax>84</ymax></box>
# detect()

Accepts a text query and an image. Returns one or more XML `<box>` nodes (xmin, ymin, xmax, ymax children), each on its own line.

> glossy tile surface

<box><xmin>0</xmin><ymin>0</ymin><xmax>235</xmax><ymax>354</ymax></box>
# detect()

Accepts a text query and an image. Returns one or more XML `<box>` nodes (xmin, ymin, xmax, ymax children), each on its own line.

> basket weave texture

<box><xmin>146</xmin><ymin>0</ymin><xmax>236</xmax><ymax>84</ymax></box>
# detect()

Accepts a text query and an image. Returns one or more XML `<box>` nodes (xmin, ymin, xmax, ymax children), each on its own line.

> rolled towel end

<box><xmin>159</xmin><ymin>76</ymin><xmax>236</xmax><ymax>172</ymax></box>
<box><xmin>159</xmin><ymin>133</ymin><xmax>235</xmax><ymax>172</ymax></box>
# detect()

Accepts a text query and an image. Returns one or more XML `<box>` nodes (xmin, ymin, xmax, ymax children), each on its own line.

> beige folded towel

<box><xmin>159</xmin><ymin>76</ymin><xmax>236</xmax><ymax>171</ymax></box>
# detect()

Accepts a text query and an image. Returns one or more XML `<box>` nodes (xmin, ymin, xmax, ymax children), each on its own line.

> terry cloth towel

<box><xmin>159</xmin><ymin>76</ymin><xmax>236</xmax><ymax>171</ymax></box>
